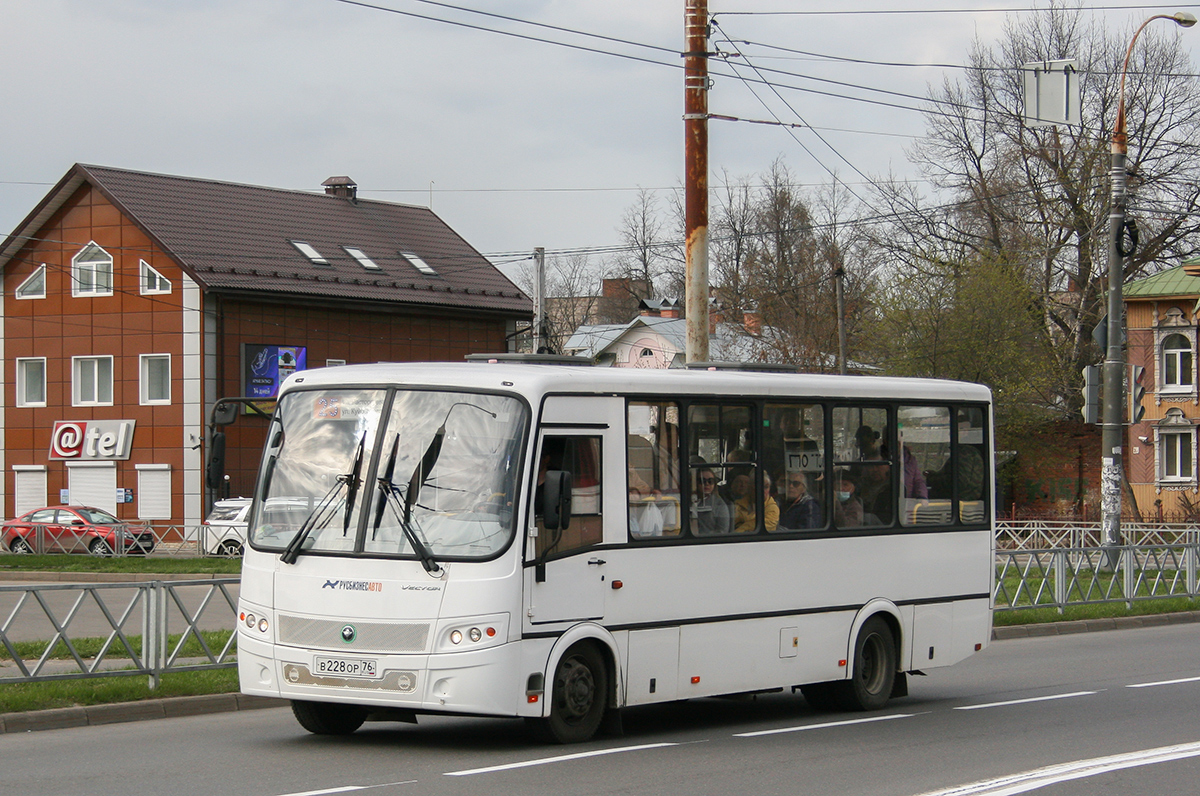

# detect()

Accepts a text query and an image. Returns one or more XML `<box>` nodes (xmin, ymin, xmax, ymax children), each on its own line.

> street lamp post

<box><xmin>1101</xmin><ymin>11</ymin><xmax>1196</xmax><ymax>552</ymax></box>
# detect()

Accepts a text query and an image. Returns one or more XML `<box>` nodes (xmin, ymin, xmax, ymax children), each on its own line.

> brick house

<box><xmin>0</xmin><ymin>164</ymin><xmax>530</xmax><ymax>529</ymax></box>
<box><xmin>1123</xmin><ymin>261</ymin><xmax>1200</xmax><ymax>519</ymax></box>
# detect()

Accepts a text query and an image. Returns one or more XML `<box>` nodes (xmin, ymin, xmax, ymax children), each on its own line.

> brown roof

<box><xmin>0</xmin><ymin>164</ymin><xmax>531</xmax><ymax>316</ymax></box>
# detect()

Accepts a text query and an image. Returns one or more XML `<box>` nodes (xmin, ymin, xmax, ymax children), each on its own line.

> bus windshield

<box><xmin>250</xmin><ymin>388</ymin><xmax>526</xmax><ymax>562</ymax></box>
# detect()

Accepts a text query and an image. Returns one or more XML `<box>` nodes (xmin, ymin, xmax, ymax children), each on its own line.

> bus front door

<box><xmin>526</xmin><ymin>403</ymin><xmax>621</xmax><ymax>625</ymax></box>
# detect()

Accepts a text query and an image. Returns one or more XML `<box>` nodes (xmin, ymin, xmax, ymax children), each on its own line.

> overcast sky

<box><xmin>2</xmin><ymin>1</ymin><xmax>1195</xmax><ymax>280</ymax></box>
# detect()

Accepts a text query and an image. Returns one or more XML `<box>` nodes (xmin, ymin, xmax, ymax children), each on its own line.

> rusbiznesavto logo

<box><xmin>321</xmin><ymin>579</ymin><xmax>383</xmax><ymax>592</ymax></box>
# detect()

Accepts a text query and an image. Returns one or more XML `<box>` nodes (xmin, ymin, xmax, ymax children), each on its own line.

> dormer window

<box><xmin>343</xmin><ymin>246</ymin><xmax>381</xmax><ymax>270</ymax></box>
<box><xmin>290</xmin><ymin>240</ymin><xmax>330</xmax><ymax>265</ymax></box>
<box><xmin>72</xmin><ymin>242</ymin><xmax>113</xmax><ymax>297</ymax></box>
<box><xmin>400</xmin><ymin>250</ymin><xmax>438</xmax><ymax>276</ymax></box>
<box><xmin>140</xmin><ymin>260</ymin><xmax>171</xmax><ymax>294</ymax></box>
<box><xmin>16</xmin><ymin>265</ymin><xmax>46</xmax><ymax>299</ymax></box>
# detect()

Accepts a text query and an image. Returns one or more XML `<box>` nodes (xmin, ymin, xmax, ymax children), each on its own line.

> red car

<box><xmin>2</xmin><ymin>506</ymin><xmax>155</xmax><ymax>556</ymax></box>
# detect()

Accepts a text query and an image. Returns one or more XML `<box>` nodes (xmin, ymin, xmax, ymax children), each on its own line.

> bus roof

<box><xmin>282</xmin><ymin>361</ymin><xmax>992</xmax><ymax>404</ymax></box>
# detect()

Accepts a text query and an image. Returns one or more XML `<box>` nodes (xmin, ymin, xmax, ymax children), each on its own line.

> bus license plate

<box><xmin>313</xmin><ymin>656</ymin><xmax>379</xmax><ymax>679</ymax></box>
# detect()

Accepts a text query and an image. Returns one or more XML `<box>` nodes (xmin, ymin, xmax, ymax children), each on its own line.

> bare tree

<box><xmin>873</xmin><ymin>2</ymin><xmax>1200</xmax><ymax>414</ymax></box>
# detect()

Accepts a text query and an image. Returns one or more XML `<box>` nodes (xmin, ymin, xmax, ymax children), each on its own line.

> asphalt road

<box><xmin>1</xmin><ymin>623</ymin><xmax>1197</xmax><ymax>796</ymax></box>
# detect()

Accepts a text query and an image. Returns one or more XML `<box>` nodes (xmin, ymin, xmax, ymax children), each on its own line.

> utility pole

<box><xmin>684</xmin><ymin>0</ymin><xmax>709</xmax><ymax>363</ymax></box>
<box><xmin>1102</xmin><ymin>12</ymin><xmax>1196</xmax><ymax>552</ymax></box>
<box><xmin>835</xmin><ymin>264</ymin><xmax>847</xmax><ymax>374</ymax></box>
<box><xmin>533</xmin><ymin>247</ymin><xmax>546</xmax><ymax>354</ymax></box>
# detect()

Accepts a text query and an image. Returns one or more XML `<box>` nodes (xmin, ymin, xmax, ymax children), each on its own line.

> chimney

<box><xmin>322</xmin><ymin>176</ymin><xmax>358</xmax><ymax>201</ymax></box>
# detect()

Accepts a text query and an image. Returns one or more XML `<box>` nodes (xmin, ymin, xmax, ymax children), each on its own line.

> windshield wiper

<box><xmin>373</xmin><ymin>433</ymin><xmax>442</xmax><ymax>575</ymax></box>
<box><xmin>280</xmin><ymin>434</ymin><xmax>365</xmax><ymax>565</ymax></box>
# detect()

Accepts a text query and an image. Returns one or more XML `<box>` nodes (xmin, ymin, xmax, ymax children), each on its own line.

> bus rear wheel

<box><xmin>838</xmin><ymin>616</ymin><xmax>896</xmax><ymax>711</ymax></box>
<box><xmin>529</xmin><ymin>642</ymin><xmax>608</xmax><ymax>744</ymax></box>
<box><xmin>291</xmin><ymin>700</ymin><xmax>368</xmax><ymax>735</ymax></box>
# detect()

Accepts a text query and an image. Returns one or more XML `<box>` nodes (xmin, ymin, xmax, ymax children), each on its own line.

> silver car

<box><xmin>201</xmin><ymin>498</ymin><xmax>251</xmax><ymax>556</ymax></box>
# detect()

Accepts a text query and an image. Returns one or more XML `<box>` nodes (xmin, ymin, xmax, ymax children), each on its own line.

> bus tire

<box><xmin>291</xmin><ymin>700</ymin><xmax>368</xmax><ymax>735</ymax></box>
<box><xmin>838</xmin><ymin>616</ymin><xmax>896</xmax><ymax>711</ymax></box>
<box><xmin>530</xmin><ymin>642</ymin><xmax>608</xmax><ymax>744</ymax></box>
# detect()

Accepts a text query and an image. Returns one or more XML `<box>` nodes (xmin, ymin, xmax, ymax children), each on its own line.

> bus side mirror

<box><xmin>206</xmin><ymin>432</ymin><xmax>226</xmax><ymax>490</ymax></box>
<box><xmin>542</xmin><ymin>470</ymin><xmax>573</xmax><ymax>532</ymax></box>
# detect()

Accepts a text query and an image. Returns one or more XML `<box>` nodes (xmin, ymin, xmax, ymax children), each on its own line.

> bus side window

<box><xmin>899</xmin><ymin>405</ymin><xmax>947</xmax><ymax>527</ymax></box>
<box><xmin>766</xmin><ymin>403</ymin><xmax>825</xmax><ymax>532</ymax></box>
<box><xmin>628</xmin><ymin>401</ymin><xmax>682</xmax><ymax>539</ymax></box>
<box><xmin>534</xmin><ymin>435</ymin><xmax>603</xmax><ymax>558</ymax></box>
<box><xmin>832</xmin><ymin>406</ymin><xmax>891</xmax><ymax>528</ymax></box>
<box><xmin>956</xmin><ymin>408</ymin><xmax>987</xmax><ymax>523</ymax></box>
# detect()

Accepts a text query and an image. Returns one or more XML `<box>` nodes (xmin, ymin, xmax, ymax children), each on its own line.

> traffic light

<box><xmin>1130</xmin><ymin>365</ymin><xmax>1147</xmax><ymax>424</ymax></box>
<box><xmin>1081</xmin><ymin>364</ymin><xmax>1100</xmax><ymax>425</ymax></box>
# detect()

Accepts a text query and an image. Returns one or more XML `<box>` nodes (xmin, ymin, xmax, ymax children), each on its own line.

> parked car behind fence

<box><xmin>1</xmin><ymin>506</ymin><xmax>155</xmax><ymax>556</ymax></box>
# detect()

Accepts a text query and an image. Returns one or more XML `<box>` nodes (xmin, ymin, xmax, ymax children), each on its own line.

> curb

<box><xmin>992</xmin><ymin>609</ymin><xmax>1200</xmax><ymax>639</ymax></box>
<box><xmin>0</xmin><ymin>694</ymin><xmax>284</xmax><ymax>735</ymax></box>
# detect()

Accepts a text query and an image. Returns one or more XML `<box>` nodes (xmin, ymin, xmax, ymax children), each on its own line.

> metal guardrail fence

<box><xmin>1</xmin><ymin>519</ymin><xmax>1197</xmax><ymax>558</ymax></box>
<box><xmin>0</xmin><ymin>579</ymin><xmax>239</xmax><ymax>686</ymax></box>
<box><xmin>3</xmin><ymin>522</ymin><xmax>1198</xmax><ymax>687</ymax></box>
<box><xmin>994</xmin><ymin>544</ymin><xmax>1200</xmax><ymax>612</ymax></box>
<box><xmin>995</xmin><ymin>520</ymin><xmax>1200</xmax><ymax>550</ymax></box>
<box><xmin>0</xmin><ymin>524</ymin><xmax>243</xmax><ymax>558</ymax></box>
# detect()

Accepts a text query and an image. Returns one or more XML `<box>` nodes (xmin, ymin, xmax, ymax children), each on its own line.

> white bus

<box><xmin>237</xmin><ymin>359</ymin><xmax>994</xmax><ymax>743</ymax></box>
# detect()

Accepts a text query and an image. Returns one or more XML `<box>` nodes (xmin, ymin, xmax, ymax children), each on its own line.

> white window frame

<box><xmin>1161</xmin><ymin>333</ymin><xmax>1193</xmax><ymax>391</ymax></box>
<box><xmin>16</xmin><ymin>264</ymin><xmax>46</xmax><ymax>300</ymax></box>
<box><xmin>16</xmin><ymin>357</ymin><xmax>47</xmax><ymax>407</ymax></box>
<box><xmin>400</xmin><ymin>250</ymin><xmax>438</xmax><ymax>276</ymax></box>
<box><xmin>140</xmin><ymin>354</ymin><xmax>171</xmax><ymax>405</ymax></box>
<box><xmin>290</xmin><ymin>240</ymin><xmax>330</xmax><ymax>265</ymax></box>
<box><xmin>71</xmin><ymin>242</ymin><xmax>114</xmax><ymax>297</ymax></box>
<box><xmin>1159</xmin><ymin>430</ymin><xmax>1194</xmax><ymax>482</ymax></box>
<box><xmin>325</xmin><ymin>359</ymin><xmax>346</xmax><ymax>367</ymax></box>
<box><xmin>72</xmin><ymin>355</ymin><xmax>114</xmax><ymax>406</ymax></box>
<box><xmin>139</xmin><ymin>260</ymin><xmax>172</xmax><ymax>295</ymax></box>
<box><xmin>342</xmin><ymin>246</ymin><xmax>381</xmax><ymax>270</ymax></box>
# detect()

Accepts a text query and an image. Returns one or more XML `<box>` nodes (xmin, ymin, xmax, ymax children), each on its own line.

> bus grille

<box><xmin>277</xmin><ymin>615</ymin><xmax>430</xmax><ymax>653</ymax></box>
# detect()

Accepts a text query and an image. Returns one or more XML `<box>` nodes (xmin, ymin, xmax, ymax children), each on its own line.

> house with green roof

<box><xmin>1123</xmin><ymin>260</ymin><xmax>1200</xmax><ymax>518</ymax></box>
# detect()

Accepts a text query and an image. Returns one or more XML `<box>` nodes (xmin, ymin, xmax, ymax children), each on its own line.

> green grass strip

<box><xmin>1</xmin><ymin>630</ymin><xmax>234</xmax><ymax>663</ymax></box>
<box><xmin>0</xmin><ymin>555</ymin><xmax>241</xmax><ymax>575</ymax></box>
<box><xmin>0</xmin><ymin>669</ymin><xmax>240</xmax><ymax>714</ymax></box>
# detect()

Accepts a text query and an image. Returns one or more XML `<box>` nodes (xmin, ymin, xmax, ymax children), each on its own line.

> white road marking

<box><xmin>911</xmin><ymin>740</ymin><xmax>1200</xmax><ymax>796</ymax></box>
<box><xmin>734</xmin><ymin>713</ymin><xmax>916</xmax><ymax>737</ymax></box>
<box><xmin>1128</xmin><ymin>675</ymin><xmax>1200</xmax><ymax>688</ymax></box>
<box><xmin>443</xmin><ymin>742</ymin><xmax>679</xmax><ymax>776</ymax></box>
<box><xmin>275</xmin><ymin>781</ymin><xmax>416</xmax><ymax>796</ymax></box>
<box><xmin>953</xmin><ymin>691</ymin><xmax>1097</xmax><ymax>711</ymax></box>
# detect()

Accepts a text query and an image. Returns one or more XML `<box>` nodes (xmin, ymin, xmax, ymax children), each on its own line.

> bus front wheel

<box><xmin>839</xmin><ymin>616</ymin><xmax>896</xmax><ymax>711</ymax></box>
<box><xmin>291</xmin><ymin>700</ymin><xmax>368</xmax><ymax>735</ymax></box>
<box><xmin>528</xmin><ymin>642</ymin><xmax>608</xmax><ymax>744</ymax></box>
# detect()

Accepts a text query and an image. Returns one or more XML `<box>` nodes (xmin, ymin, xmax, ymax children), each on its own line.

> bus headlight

<box><xmin>435</xmin><ymin>614</ymin><xmax>508</xmax><ymax>653</ymax></box>
<box><xmin>238</xmin><ymin>603</ymin><xmax>273</xmax><ymax>642</ymax></box>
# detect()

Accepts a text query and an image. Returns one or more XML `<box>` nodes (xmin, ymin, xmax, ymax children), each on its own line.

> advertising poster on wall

<box><xmin>243</xmin><ymin>344</ymin><xmax>307</xmax><ymax>412</ymax></box>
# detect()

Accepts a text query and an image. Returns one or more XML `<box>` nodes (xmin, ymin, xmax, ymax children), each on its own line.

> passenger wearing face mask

<box><xmin>832</xmin><ymin>469</ymin><xmax>864</xmax><ymax>528</ymax></box>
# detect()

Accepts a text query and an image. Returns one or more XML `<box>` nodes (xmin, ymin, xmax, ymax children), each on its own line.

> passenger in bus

<box><xmin>691</xmin><ymin>467</ymin><xmax>732</xmax><ymax>535</ymax></box>
<box><xmin>855</xmin><ymin>425</ymin><xmax>882</xmax><ymax>460</ymax></box>
<box><xmin>833</xmin><ymin>469</ymin><xmax>865</xmax><ymax>528</ymax></box>
<box><xmin>733</xmin><ymin>472</ymin><xmax>778</xmax><ymax>533</ymax></box>
<box><xmin>778</xmin><ymin>471</ymin><xmax>822</xmax><ymax>530</ymax></box>
<box><xmin>902</xmin><ymin>445</ymin><xmax>929</xmax><ymax>501</ymax></box>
